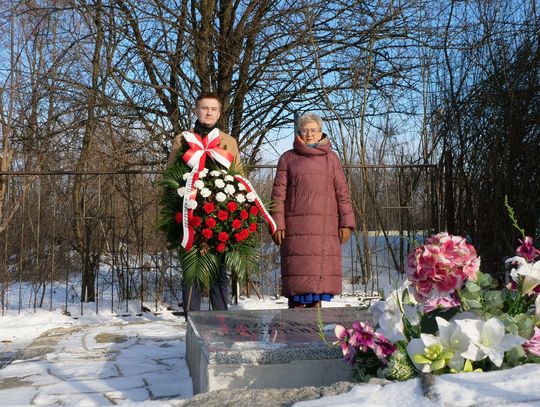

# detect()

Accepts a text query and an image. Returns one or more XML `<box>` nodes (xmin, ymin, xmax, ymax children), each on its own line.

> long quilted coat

<box><xmin>270</xmin><ymin>137</ymin><xmax>356</xmax><ymax>297</ymax></box>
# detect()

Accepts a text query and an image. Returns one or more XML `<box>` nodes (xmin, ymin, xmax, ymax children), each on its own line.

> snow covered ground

<box><xmin>2</xmin><ymin>294</ymin><xmax>540</xmax><ymax>406</ymax></box>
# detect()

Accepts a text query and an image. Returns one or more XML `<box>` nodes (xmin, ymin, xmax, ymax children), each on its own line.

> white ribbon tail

<box><xmin>234</xmin><ymin>175</ymin><xmax>277</xmax><ymax>234</ymax></box>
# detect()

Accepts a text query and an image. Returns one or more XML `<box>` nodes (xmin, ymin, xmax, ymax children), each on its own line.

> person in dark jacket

<box><xmin>167</xmin><ymin>92</ymin><xmax>242</xmax><ymax>315</ymax></box>
<box><xmin>270</xmin><ymin>113</ymin><xmax>356</xmax><ymax>308</ymax></box>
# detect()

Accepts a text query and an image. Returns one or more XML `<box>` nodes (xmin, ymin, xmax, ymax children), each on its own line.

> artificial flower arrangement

<box><xmin>333</xmin><ymin>231</ymin><xmax>540</xmax><ymax>382</ymax></box>
<box><xmin>157</xmin><ymin>129</ymin><xmax>276</xmax><ymax>289</ymax></box>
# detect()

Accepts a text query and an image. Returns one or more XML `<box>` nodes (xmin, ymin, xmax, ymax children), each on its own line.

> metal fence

<box><xmin>0</xmin><ymin>164</ymin><xmax>440</xmax><ymax>316</ymax></box>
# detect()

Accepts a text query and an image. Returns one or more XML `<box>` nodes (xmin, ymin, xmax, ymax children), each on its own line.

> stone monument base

<box><xmin>186</xmin><ymin>307</ymin><xmax>369</xmax><ymax>394</ymax></box>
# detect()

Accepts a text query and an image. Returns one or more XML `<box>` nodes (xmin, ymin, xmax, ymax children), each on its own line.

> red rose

<box><xmin>235</xmin><ymin>232</ymin><xmax>245</xmax><ymax>242</ymax></box>
<box><xmin>217</xmin><ymin>210</ymin><xmax>228</xmax><ymax>221</ymax></box>
<box><xmin>175</xmin><ymin>212</ymin><xmax>183</xmax><ymax>224</ymax></box>
<box><xmin>241</xmin><ymin>229</ymin><xmax>250</xmax><ymax>239</ymax></box>
<box><xmin>204</xmin><ymin>202</ymin><xmax>215</xmax><ymax>214</ymax></box>
<box><xmin>249</xmin><ymin>206</ymin><xmax>259</xmax><ymax>216</ymax></box>
<box><xmin>226</xmin><ymin>201</ymin><xmax>238</xmax><ymax>212</ymax></box>
<box><xmin>216</xmin><ymin>243</ymin><xmax>226</xmax><ymax>252</ymax></box>
<box><xmin>232</xmin><ymin>219</ymin><xmax>242</xmax><ymax>230</ymax></box>
<box><xmin>249</xmin><ymin>222</ymin><xmax>257</xmax><ymax>232</ymax></box>
<box><xmin>218</xmin><ymin>232</ymin><xmax>229</xmax><ymax>242</ymax></box>
<box><xmin>190</xmin><ymin>216</ymin><xmax>202</xmax><ymax>227</ymax></box>
<box><xmin>206</xmin><ymin>218</ymin><xmax>216</xmax><ymax>228</ymax></box>
<box><xmin>240</xmin><ymin>209</ymin><xmax>249</xmax><ymax>220</ymax></box>
<box><xmin>202</xmin><ymin>228</ymin><xmax>213</xmax><ymax>239</ymax></box>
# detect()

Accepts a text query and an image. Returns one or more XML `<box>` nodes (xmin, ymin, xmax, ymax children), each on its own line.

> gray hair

<box><xmin>297</xmin><ymin>113</ymin><xmax>324</xmax><ymax>132</ymax></box>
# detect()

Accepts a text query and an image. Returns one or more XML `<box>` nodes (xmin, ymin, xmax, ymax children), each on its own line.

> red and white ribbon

<box><xmin>234</xmin><ymin>175</ymin><xmax>277</xmax><ymax>234</ymax></box>
<box><xmin>180</xmin><ymin>170</ymin><xmax>199</xmax><ymax>250</ymax></box>
<box><xmin>182</xmin><ymin>129</ymin><xmax>233</xmax><ymax>171</ymax></box>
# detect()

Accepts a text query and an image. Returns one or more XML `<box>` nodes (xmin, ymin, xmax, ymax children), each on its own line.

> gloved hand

<box><xmin>339</xmin><ymin>228</ymin><xmax>351</xmax><ymax>244</ymax></box>
<box><xmin>272</xmin><ymin>230</ymin><xmax>286</xmax><ymax>246</ymax></box>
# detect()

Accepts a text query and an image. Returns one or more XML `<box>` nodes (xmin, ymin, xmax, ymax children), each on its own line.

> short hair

<box><xmin>196</xmin><ymin>92</ymin><xmax>222</xmax><ymax>107</ymax></box>
<box><xmin>297</xmin><ymin>113</ymin><xmax>324</xmax><ymax>131</ymax></box>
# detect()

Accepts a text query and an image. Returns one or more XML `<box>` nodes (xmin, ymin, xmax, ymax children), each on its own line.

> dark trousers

<box><xmin>182</xmin><ymin>263</ymin><xmax>229</xmax><ymax>314</ymax></box>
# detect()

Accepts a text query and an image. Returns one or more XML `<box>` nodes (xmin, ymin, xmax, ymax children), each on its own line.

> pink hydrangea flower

<box><xmin>517</xmin><ymin>237</ymin><xmax>540</xmax><ymax>262</ymax></box>
<box><xmin>407</xmin><ymin>232</ymin><xmax>480</xmax><ymax>302</ymax></box>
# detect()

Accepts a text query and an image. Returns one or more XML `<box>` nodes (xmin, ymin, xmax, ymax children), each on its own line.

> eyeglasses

<box><xmin>300</xmin><ymin>129</ymin><xmax>322</xmax><ymax>135</ymax></box>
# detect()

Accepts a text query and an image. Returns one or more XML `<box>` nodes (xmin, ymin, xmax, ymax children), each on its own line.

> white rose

<box><xmin>224</xmin><ymin>184</ymin><xmax>236</xmax><ymax>195</ymax></box>
<box><xmin>224</xmin><ymin>175</ymin><xmax>234</xmax><ymax>182</ymax></box>
<box><xmin>216</xmin><ymin>192</ymin><xmax>227</xmax><ymax>202</ymax></box>
<box><xmin>200</xmin><ymin>188</ymin><xmax>211</xmax><ymax>198</ymax></box>
<box><xmin>210</xmin><ymin>170</ymin><xmax>221</xmax><ymax>177</ymax></box>
<box><xmin>236</xmin><ymin>194</ymin><xmax>246</xmax><ymax>203</ymax></box>
<box><xmin>221</xmin><ymin>169</ymin><xmax>227</xmax><ymax>174</ymax></box>
<box><xmin>193</xmin><ymin>180</ymin><xmax>205</xmax><ymax>189</ymax></box>
<box><xmin>182</xmin><ymin>172</ymin><xmax>191</xmax><ymax>180</ymax></box>
<box><xmin>246</xmin><ymin>192</ymin><xmax>256</xmax><ymax>202</ymax></box>
<box><xmin>198</xmin><ymin>169</ymin><xmax>208</xmax><ymax>178</ymax></box>
<box><xmin>215</xmin><ymin>179</ymin><xmax>225</xmax><ymax>188</ymax></box>
<box><xmin>186</xmin><ymin>200</ymin><xmax>198</xmax><ymax>209</ymax></box>
<box><xmin>177</xmin><ymin>187</ymin><xmax>186</xmax><ymax>197</ymax></box>
<box><xmin>237</xmin><ymin>183</ymin><xmax>246</xmax><ymax>191</ymax></box>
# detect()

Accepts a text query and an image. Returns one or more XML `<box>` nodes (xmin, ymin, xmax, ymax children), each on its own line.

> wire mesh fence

<box><xmin>0</xmin><ymin>164</ymin><xmax>440</xmax><ymax>316</ymax></box>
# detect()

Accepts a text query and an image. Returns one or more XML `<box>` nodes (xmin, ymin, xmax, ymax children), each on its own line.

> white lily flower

<box><xmin>200</xmin><ymin>188</ymin><xmax>211</xmax><ymax>198</ymax></box>
<box><xmin>370</xmin><ymin>282</ymin><xmax>419</xmax><ymax>342</ymax></box>
<box><xmin>455</xmin><ymin>318</ymin><xmax>526</xmax><ymax>367</ymax></box>
<box><xmin>406</xmin><ymin>338</ymin><xmax>433</xmax><ymax>373</ymax></box>
<box><xmin>224</xmin><ymin>184</ymin><xmax>236</xmax><ymax>195</ymax></box>
<box><xmin>177</xmin><ymin>187</ymin><xmax>186</xmax><ymax>197</ymax></box>
<box><xmin>193</xmin><ymin>180</ymin><xmax>204</xmax><ymax>189</ymax></box>
<box><xmin>435</xmin><ymin>316</ymin><xmax>471</xmax><ymax>370</ymax></box>
<box><xmin>236</xmin><ymin>194</ymin><xmax>246</xmax><ymax>203</ymax></box>
<box><xmin>186</xmin><ymin>200</ymin><xmax>198</xmax><ymax>209</ymax></box>
<box><xmin>224</xmin><ymin>175</ymin><xmax>234</xmax><ymax>182</ymax></box>
<box><xmin>215</xmin><ymin>192</ymin><xmax>226</xmax><ymax>202</ymax></box>
<box><xmin>215</xmin><ymin>179</ymin><xmax>225</xmax><ymax>188</ymax></box>
<box><xmin>246</xmin><ymin>192</ymin><xmax>256</xmax><ymax>202</ymax></box>
<box><xmin>516</xmin><ymin>261</ymin><xmax>540</xmax><ymax>294</ymax></box>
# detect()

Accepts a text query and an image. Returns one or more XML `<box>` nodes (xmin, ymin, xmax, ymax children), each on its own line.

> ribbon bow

<box><xmin>182</xmin><ymin>128</ymin><xmax>233</xmax><ymax>171</ymax></box>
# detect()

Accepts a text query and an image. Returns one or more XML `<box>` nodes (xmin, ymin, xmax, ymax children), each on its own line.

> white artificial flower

<box><xmin>455</xmin><ymin>317</ymin><xmax>526</xmax><ymax>367</ymax></box>
<box><xmin>406</xmin><ymin>338</ymin><xmax>433</xmax><ymax>373</ymax></box>
<box><xmin>200</xmin><ymin>188</ymin><xmax>211</xmax><ymax>198</ymax></box>
<box><xmin>193</xmin><ymin>180</ymin><xmax>205</xmax><ymax>189</ymax></box>
<box><xmin>238</xmin><ymin>183</ymin><xmax>246</xmax><ymax>191</ymax></box>
<box><xmin>182</xmin><ymin>172</ymin><xmax>191</xmax><ymax>180</ymax></box>
<box><xmin>236</xmin><ymin>194</ymin><xmax>246</xmax><ymax>203</ymax></box>
<box><xmin>370</xmin><ymin>282</ymin><xmax>419</xmax><ymax>343</ymax></box>
<box><xmin>216</xmin><ymin>192</ymin><xmax>227</xmax><ymax>202</ymax></box>
<box><xmin>435</xmin><ymin>316</ymin><xmax>471</xmax><ymax>370</ymax></box>
<box><xmin>186</xmin><ymin>200</ymin><xmax>198</xmax><ymax>209</ymax></box>
<box><xmin>224</xmin><ymin>184</ymin><xmax>236</xmax><ymax>195</ymax></box>
<box><xmin>177</xmin><ymin>187</ymin><xmax>186</xmax><ymax>197</ymax></box>
<box><xmin>516</xmin><ymin>261</ymin><xmax>540</xmax><ymax>294</ymax></box>
<box><xmin>246</xmin><ymin>192</ymin><xmax>256</xmax><ymax>202</ymax></box>
<box><xmin>210</xmin><ymin>170</ymin><xmax>221</xmax><ymax>177</ymax></box>
<box><xmin>224</xmin><ymin>175</ymin><xmax>234</xmax><ymax>182</ymax></box>
<box><xmin>214</xmin><ymin>179</ymin><xmax>225</xmax><ymax>188</ymax></box>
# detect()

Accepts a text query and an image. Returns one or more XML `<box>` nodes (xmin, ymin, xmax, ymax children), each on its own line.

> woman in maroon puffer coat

<box><xmin>270</xmin><ymin>113</ymin><xmax>356</xmax><ymax>309</ymax></box>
